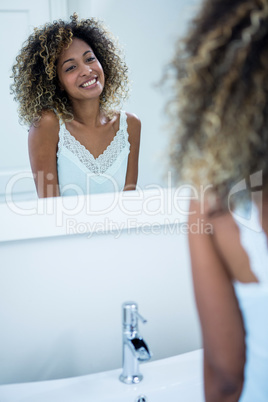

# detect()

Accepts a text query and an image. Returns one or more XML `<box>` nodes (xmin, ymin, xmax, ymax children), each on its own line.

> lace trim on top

<box><xmin>57</xmin><ymin>111</ymin><xmax>129</xmax><ymax>175</ymax></box>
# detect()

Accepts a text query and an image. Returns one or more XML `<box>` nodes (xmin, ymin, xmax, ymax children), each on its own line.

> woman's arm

<box><xmin>28</xmin><ymin>111</ymin><xmax>60</xmax><ymax>198</ymax></box>
<box><xmin>123</xmin><ymin>112</ymin><xmax>141</xmax><ymax>191</ymax></box>
<box><xmin>188</xmin><ymin>200</ymin><xmax>245</xmax><ymax>401</ymax></box>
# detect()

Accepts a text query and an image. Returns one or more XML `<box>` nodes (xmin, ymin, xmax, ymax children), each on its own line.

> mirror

<box><xmin>0</xmin><ymin>0</ymin><xmax>201</xmax><ymax>202</ymax></box>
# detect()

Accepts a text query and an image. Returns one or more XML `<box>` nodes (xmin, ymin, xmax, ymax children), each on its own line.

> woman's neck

<box><xmin>71</xmin><ymin>99</ymin><xmax>105</xmax><ymax>127</ymax></box>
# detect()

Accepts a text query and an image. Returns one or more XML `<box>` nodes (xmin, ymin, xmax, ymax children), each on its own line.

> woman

<box><xmin>11</xmin><ymin>14</ymin><xmax>141</xmax><ymax>197</ymax></box>
<box><xmin>170</xmin><ymin>0</ymin><xmax>268</xmax><ymax>400</ymax></box>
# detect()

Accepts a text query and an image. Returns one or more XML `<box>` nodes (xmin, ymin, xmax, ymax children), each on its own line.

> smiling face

<box><xmin>56</xmin><ymin>37</ymin><xmax>105</xmax><ymax>103</ymax></box>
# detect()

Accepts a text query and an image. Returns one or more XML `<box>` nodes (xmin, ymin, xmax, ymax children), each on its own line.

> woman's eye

<box><xmin>65</xmin><ymin>65</ymin><xmax>75</xmax><ymax>72</ymax></box>
<box><xmin>87</xmin><ymin>57</ymin><xmax>95</xmax><ymax>63</ymax></box>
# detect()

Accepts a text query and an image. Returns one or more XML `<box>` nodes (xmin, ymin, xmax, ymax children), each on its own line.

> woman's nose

<box><xmin>80</xmin><ymin>64</ymin><xmax>92</xmax><ymax>76</ymax></box>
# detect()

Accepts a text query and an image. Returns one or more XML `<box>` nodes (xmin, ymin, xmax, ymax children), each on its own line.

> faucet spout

<box><xmin>130</xmin><ymin>337</ymin><xmax>151</xmax><ymax>361</ymax></box>
<box><xmin>119</xmin><ymin>302</ymin><xmax>152</xmax><ymax>384</ymax></box>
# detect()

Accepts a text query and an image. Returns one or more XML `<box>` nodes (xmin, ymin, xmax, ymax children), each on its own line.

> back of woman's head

<box><xmin>170</xmin><ymin>0</ymin><xmax>268</xmax><ymax>207</ymax></box>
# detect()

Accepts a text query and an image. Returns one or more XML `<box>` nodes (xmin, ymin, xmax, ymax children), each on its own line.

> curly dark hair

<box><xmin>169</xmin><ymin>0</ymin><xmax>268</xmax><ymax>206</ymax></box>
<box><xmin>11</xmin><ymin>13</ymin><xmax>129</xmax><ymax>125</ymax></box>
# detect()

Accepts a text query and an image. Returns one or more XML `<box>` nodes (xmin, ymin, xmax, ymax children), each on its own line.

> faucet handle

<box><xmin>135</xmin><ymin>311</ymin><xmax>147</xmax><ymax>324</ymax></box>
<box><xmin>122</xmin><ymin>301</ymin><xmax>147</xmax><ymax>329</ymax></box>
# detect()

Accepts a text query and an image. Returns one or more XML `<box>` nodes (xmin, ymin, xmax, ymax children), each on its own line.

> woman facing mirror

<box><xmin>11</xmin><ymin>13</ymin><xmax>141</xmax><ymax>198</ymax></box>
<box><xmin>170</xmin><ymin>0</ymin><xmax>268</xmax><ymax>400</ymax></box>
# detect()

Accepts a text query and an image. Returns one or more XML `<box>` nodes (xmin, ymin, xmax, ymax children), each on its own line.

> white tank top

<box><xmin>56</xmin><ymin>111</ymin><xmax>130</xmax><ymax>196</ymax></box>
<box><xmin>233</xmin><ymin>205</ymin><xmax>268</xmax><ymax>401</ymax></box>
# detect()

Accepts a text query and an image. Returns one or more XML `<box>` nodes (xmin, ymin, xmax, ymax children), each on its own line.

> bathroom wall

<box><xmin>0</xmin><ymin>190</ymin><xmax>202</xmax><ymax>384</ymax></box>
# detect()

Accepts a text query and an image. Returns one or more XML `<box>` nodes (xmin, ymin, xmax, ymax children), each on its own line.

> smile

<box><xmin>81</xmin><ymin>78</ymin><xmax>97</xmax><ymax>88</ymax></box>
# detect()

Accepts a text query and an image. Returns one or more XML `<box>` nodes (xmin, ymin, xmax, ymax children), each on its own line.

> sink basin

<box><xmin>0</xmin><ymin>349</ymin><xmax>204</xmax><ymax>402</ymax></box>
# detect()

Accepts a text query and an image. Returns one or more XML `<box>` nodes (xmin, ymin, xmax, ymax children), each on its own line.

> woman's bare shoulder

<box><xmin>125</xmin><ymin>111</ymin><xmax>141</xmax><ymax>127</ymax></box>
<box><xmin>125</xmin><ymin>111</ymin><xmax>141</xmax><ymax>145</ymax></box>
<box><xmin>29</xmin><ymin>110</ymin><xmax>60</xmax><ymax>142</ymax></box>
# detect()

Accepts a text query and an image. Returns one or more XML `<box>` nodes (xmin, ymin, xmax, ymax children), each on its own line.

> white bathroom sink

<box><xmin>0</xmin><ymin>349</ymin><xmax>204</xmax><ymax>402</ymax></box>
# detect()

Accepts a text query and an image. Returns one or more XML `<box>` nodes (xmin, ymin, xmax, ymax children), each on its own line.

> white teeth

<box><xmin>81</xmin><ymin>78</ymin><xmax>97</xmax><ymax>87</ymax></box>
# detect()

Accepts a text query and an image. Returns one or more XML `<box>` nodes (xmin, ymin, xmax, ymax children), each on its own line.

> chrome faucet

<box><xmin>119</xmin><ymin>301</ymin><xmax>152</xmax><ymax>384</ymax></box>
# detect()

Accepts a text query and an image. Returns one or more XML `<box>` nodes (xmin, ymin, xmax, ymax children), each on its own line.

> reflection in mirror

<box><xmin>12</xmin><ymin>15</ymin><xmax>140</xmax><ymax>198</ymax></box>
<box><xmin>0</xmin><ymin>0</ymin><xmax>201</xmax><ymax>203</ymax></box>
